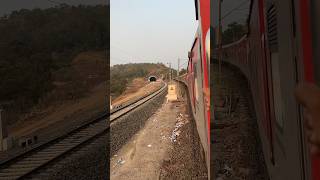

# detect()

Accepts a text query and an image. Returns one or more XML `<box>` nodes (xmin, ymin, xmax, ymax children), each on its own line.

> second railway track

<box><xmin>211</xmin><ymin>63</ymin><xmax>269</xmax><ymax>179</ymax></box>
<box><xmin>0</xmin><ymin>82</ymin><xmax>167</xmax><ymax>180</ymax></box>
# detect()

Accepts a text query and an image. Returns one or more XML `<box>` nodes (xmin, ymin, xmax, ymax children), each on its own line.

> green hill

<box><xmin>0</xmin><ymin>4</ymin><xmax>108</xmax><ymax>125</ymax></box>
<box><xmin>110</xmin><ymin>63</ymin><xmax>176</xmax><ymax>97</ymax></box>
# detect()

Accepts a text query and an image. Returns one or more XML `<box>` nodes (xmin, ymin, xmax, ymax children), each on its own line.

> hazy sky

<box><xmin>110</xmin><ymin>0</ymin><xmax>198</xmax><ymax>69</ymax></box>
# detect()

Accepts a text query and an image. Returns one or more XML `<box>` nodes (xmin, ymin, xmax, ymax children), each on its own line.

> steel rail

<box><xmin>0</xmin><ymin>82</ymin><xmax>167</xmax><ymax>179</ymax></box>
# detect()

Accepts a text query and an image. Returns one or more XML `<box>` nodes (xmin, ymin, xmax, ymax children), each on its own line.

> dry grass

<box><xmin>8</xmin><ymin>51</ymin><xmax>106</xmax><ymax>137</ymax></box>
<box><xmin>112</xmin><ymin>79</ymin><xmax>162</xmax><ymax>106</ymax></box>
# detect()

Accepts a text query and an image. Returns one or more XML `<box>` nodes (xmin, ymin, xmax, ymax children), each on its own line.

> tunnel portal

<box><xmin>148</xmin><ymin>76</ymin><xmax>157</xmax><ymax>82</ymax></box>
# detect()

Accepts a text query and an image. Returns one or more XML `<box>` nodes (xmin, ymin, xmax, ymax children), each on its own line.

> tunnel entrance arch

<box><xmin>148</xmin><ymin>76</ymin><xmax>157</xmax><ymax>82</ymax></box>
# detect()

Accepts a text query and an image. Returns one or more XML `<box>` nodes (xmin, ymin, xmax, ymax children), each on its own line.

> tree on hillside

<box><xmin>179</xmin><ymin>68</ymin><xmax>187</xmax><ymax>75</ymax></box>
<box><xmin>0</xmin><ymin>5</ymin><xmax>109</xmax><ymax>123</ymax></box>
<box><xmin>222</xmin><ymin>22</ymin><xmax>247</xmax><ymax>45</ymax></box>
<box><xmin>110</xmin><ymin>63</ymin><xmax>171</xmax><ymax>98</ymax></box>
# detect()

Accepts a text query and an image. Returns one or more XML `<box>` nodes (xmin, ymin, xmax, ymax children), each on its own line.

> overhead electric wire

<box><xmin>111</xmin><ymin>45</ymin><xmax>150</xmax><ymax>62</ymax></box>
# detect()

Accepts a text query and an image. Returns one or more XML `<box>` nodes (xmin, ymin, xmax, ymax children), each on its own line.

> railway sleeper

<box><xmin>46</xmin><ymin>144</ymin><xmax>78</xmax><ymax>149</ymax></box>
<box><xmin>20</xmin><ymin>156</ymin><xmax>53</xmax><ymax>162</ymax></box>
<box><xmin>29</xmin><ymin>152</ymin><xmax>63</xmax><ymax>158</ymax></box>
<box><xmin>73</xmin><ymin>131</ymin><xmax>101</xmax><ymax>137</ymax></box>
<box><xmin>56</xmin><ymin>139</ymin><xmax>84</xmax><ymax>145</ymax></box>
<box><xmin>0</xmin><ymin>175</ymin><xmax>20</xmax><ymax>180</ymax></box>
<box><xmin>0</xmin><ymin>166</ymin><xmax>35</xmax><ymax>173</ymax></box>
<box><xmin>33</xmin><ymin>148</ymin><xmax>67</xmax><ymax>153</ymax></box>
<box><xmin>45</xmin><ymin>144</ymin><xmax>76</xmax><ymax>148</ymax></box>
<box><xmin>0</xmin><ymin>169</ymin><xmax>33</xmax><ymax>177</ymax></box>
<box><xmin>6</xmin><ymin>161</ymin><xmax>45</xmax><ymax>168</ymax></box>
<box><xmin>5</xmin><ymin>163</ymin><xmax>44</xmax><ymax>169</ymax></box>
<box><xmin>64</xmin><ymin>130</ymin><xmax>103</xmax><ymax>140</ymax></box>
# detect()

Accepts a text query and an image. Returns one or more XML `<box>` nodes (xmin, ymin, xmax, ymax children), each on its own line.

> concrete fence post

<box><xmin>0</xmin><ymin>103</ymin><xmax>12</xmax><ymax>151</ymax></box>
<box><xmin>0</xmin><ymin>108</ymin><xmax>7</xmax><ymax>151</ymax></box>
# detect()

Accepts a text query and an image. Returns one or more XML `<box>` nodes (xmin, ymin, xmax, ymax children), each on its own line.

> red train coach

<box><xmin>217</xmin><ymin>0</ymin><xmax>320</xmax><ymax>179</ymax></box>
<box><xmin>185</xmin><ymin>0</ymin><xmax>210</xmax><ymax>177</ymax></box>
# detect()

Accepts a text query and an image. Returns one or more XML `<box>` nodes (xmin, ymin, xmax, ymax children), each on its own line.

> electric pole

<box><xmin>169</xmin><ymin>62</ymin><xmax>172</xmax><ymax>81</ymax></box>
<box><xmin>218</xmin><ymin>0</ymin><xmax>223</xmax><ymax>84</ymax></box>
<box><xmin>177</xmin><ymin>58</ymin><xmax>180</xmax><ymax>77</ymax></box>
<box><xmin>167</xmin><ymin>62</ymin><xmax>171</xmax><ymax>82</ymax></box>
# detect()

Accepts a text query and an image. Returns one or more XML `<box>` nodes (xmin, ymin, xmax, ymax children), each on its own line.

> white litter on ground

<box><xmin>117</xmin><ymin>158</ymin><xmax>126</xmax><ymax>165</ymax></box>
<box><xmin>169</xmin><ymin>113</ymin><xmax>185</xmax><ymax>142</ymax></box>
<box><xmin>147</xmin><ymin>144</ymin><xmax>152</xmax><ymax>147</ymax></box>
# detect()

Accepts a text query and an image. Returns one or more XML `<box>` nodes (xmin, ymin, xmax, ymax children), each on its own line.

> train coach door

<box><xmin>257</xmin><ymin>0</ymin><xmax>276</xmax><ymax>170</ymax></box>
<box><xmin>285</xmin><ymin>0</ymin><xmax>320</xmax><ymax>179</ymax></box>
<box><xmin>264</xmin><ymin>0</ymin><xmax>309</xmax><ymax>179</ymax></box>
<box><xmin>310</xmin><ymin>1</ymin><xmax>320</xmax><ymax>86</ymax></box>
<box><xmin>310</xmin><ymin>0</ymin><xmax>320</xmax><ymax>179</ymax></box>
<box><xmin>294</xmin><ymin>0</ymin><xmax>320</xmax><ymax>179</ymax></box>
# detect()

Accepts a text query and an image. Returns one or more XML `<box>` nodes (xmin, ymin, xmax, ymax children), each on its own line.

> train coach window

<box><xmin>270</xmin><ymin>53</ymin><xmax>284</xmax><ymax>129</ymax></box>
<box><xmin>311</xmin><ymin>0</ymin><xmax>320</xmax><ymax>85</ymax></box>
<box><xmin>267</xmin><ymin>4</ymin><xmax>284</xmax><ymax>129</ymax></box>
<box><xmin>206</xmin><ymin>30</ymin><xmax>210</xmax><ymax>75</ymax></box>
<box><xmin>194</xmin><ymin>0</ymin><xmax>198</xmax><ymax>20</ymax></box>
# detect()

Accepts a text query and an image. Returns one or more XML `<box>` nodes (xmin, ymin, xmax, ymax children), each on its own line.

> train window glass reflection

<box><xmin>194</xmin><ymin>63</ymin><xmax>199</xmax><ymax>102</ymax></box>
<box><xmin>199</xmin><ymin>39</ymin><xmax>204</xmax><ymax>88</ymax></box>
<box><xmin>0</xmin><ymin>1</ymin><xmax>107</xmax><ymax>158</ymax></box>
<box><xmin>271</xmin><ymin>52</ymin><xmax>284</xmax><ymax>129</ymax></box>
<box><xmin>311</xmin><ymin>0</ymin><xmax>320</xmax><ymax>85</ymax></box>
<box><xmin>206</xmin><ymin>30</ymin><xmax>210</xmax><ymax>78</ymax></box>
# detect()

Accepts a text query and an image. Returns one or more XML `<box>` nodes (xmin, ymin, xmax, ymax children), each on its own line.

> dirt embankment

<box><xmin>8</xmin><ymin>51</ymin><xmax>106</xmax><ymax>138</ymax></box>
<box><xmin>112</xmin><ymin>79</ymin><xmax>163</xmax><ymax>106</ymax></box>
<box><xmin>159</xmin><ymin>82</ymin><xmax>208</xmax><ymax>179</ymax></box>
<box><xmin>110</xmin><ymin>82</ymin><xmax>208</xmax><ymax>179</ymax></box>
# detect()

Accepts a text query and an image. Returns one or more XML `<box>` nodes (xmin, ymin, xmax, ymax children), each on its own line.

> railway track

<box><xmin>110</xmin><ymin>82</ymin><xmax>167</xmax><ymax>122</ymax></box>
<box><xmin>110</xmin><ymin>82</ymin><xmax>167</xmax><ymax>155</ymax></box>
<box><xmin>0</xmin><ymin>82</ymin><xmax>166</xmax><ymax>180</ymax></box>
<box><xmin>211</xmin><ymin>63</ymin><xmax>268</xmax><ymax>179</ymax></box>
